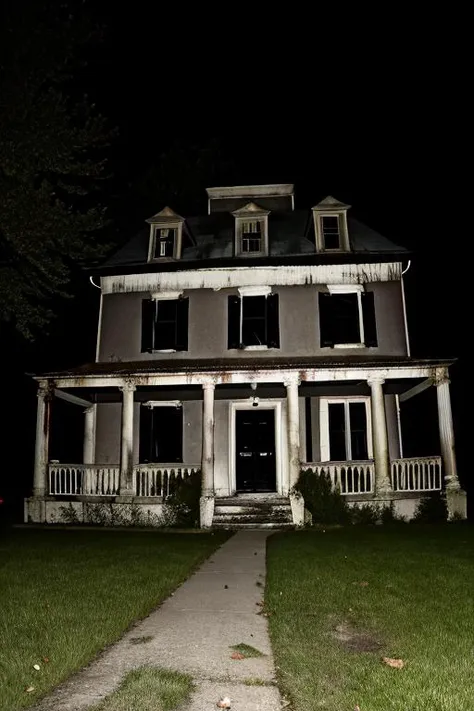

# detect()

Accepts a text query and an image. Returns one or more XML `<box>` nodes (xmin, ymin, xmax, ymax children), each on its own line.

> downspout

<box><xmin>401</xmin><ymin>260</ymin><xmax>411</xmax><ymax>357</ymax></box>
<box><xmin>90</xmin><ymin>276</ymin><xmax>102</xmax><ymax>362</ymax></box>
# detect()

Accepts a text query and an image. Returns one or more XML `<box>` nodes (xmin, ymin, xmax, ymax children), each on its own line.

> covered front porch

<box><xmin>26</xmin><ymin>357</ymin><xmax>467</xmax><ymax>526</ymax></box>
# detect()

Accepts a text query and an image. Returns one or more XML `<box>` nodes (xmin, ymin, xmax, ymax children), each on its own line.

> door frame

<box><xmin>229</xmin><ymin>400</ymin><xmax>282</xmax><ymax>495</ymax></box>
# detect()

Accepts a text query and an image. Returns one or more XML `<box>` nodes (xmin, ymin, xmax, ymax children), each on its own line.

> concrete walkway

<box><xmin>32</xmin><ymin>531</ymin><xmax>284</xmax><ymax>711</ymax></box>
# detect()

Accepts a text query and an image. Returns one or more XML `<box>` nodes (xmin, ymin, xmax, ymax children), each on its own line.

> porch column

<box><xmin>201</xmin><ymin>382</ymin><xmax>215</xmax><ymax>496</ymax></box>
<box><xmin>119</xmin><ymin>383</ymin><xmax>136</xmax><ymax>496</ymax></box>
<box><xmin>285</xmin><ymin>375</ymin><xmax>301</xmax><ymax>489</ymax></box>
<box><xmin>435</xmin><ymin>368</ymin><xmax>460</xmax><ymax>490</ymax></box>
<box><xmin>83</xmin><ymin>405</ymin><xmax>96</xmax><ymax>464</ymax></box>
<box><xmin>368</xmin><ymin>376</ymin><xmax>392</xmax><ymax>495</ymax></box>
<box><xmin>33</xmin><ymin>382</ymin><xmax>51</xmax><ymax>497</ymax></box>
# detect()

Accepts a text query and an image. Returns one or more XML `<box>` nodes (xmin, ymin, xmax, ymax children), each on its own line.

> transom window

<box><xmin>241</xmin><ymin>220</ymin><xmax>262</xmax><ymax>253</ymax></box>
<box><xmin>228</xmin><ymin>293</ymin><xmax>280</xmax><ymax>349</ymax></box>
<box><xmin>320</xmin><ymin>398</ymin><xmax>372</xmax><ymax>462</ymax></box>
<box><xmin>141</xmin><ymin>298</ymin><xmax>189</xmax><ymax>352</ymax></box>
<box><xmin>319</xmin><ymin>288</ymin><xmax>378</xmax><ymax>348</ymax></box>
<box><xmin>153</xmin><ymin>227</ymin><xmax>176</xmax><ymax>258</ymax></box>
<box><xmin>321</xmin><ymin>215</ymin><xmax>340</xmax><ymax>250</ymax></box>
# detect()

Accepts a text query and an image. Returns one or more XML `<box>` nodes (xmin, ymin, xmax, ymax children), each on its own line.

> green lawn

<box><xmin>89</xmin><ymin>667</ymin><xmax>194</xmax><ymax>711</ymax></box>
<box><xmin>266</xmin><ymin>524</ymin><xmax>474</xmax><ymax>711</ymax></box>
<box><xmin>0</xmin><ymin>528</ymin><xmax>229</xmax><ymax>711</ymax></box>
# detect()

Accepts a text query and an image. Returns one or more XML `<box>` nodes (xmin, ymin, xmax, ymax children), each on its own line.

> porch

<box><xmin>26</xmin><ymin>356</ymin><xmax>467</xmax><ymax>526</ymax></box>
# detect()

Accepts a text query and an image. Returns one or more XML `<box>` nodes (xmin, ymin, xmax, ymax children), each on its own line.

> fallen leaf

<box><xmin>382</xmin><ymin>656</ymin><xmax>404</xmax><ymax>669</ymax></box>
<box><xmin>43</xmin><ymin>657</ymin><xmax>50</xmax><ymax>663</ymax></box>
<box><xmin>354</xmin><ymin>706</ymin><xmax>361</xmax><ymax>711</ymax></box>
<box><xmin>230</xmin><ymin>651</ymin><xmax>245</xmax><ymax>660</ymax></box>
<box><xmin>352</xmin><ymin>581</ymin><xmax>369</xmax><ymax>587</ymax></box>
<box><xmin>33</xmin><ymin>664</ymin><xmax>40</xmax><ymax>671</ymax></box>
<box><xmin>216</xmin><ymin>697</ymin><xmax>231</xmax><ymax>708</ymax></box>
<box><xmin>25</xmin><ymin>686</ymin><xmax>35</xmax><ymax>693</ymax></box>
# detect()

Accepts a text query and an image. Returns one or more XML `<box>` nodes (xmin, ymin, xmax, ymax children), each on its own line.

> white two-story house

<box><xmin>26</xmin><ymin>184</ymin><xmax>466</xmax><ymax>527</ymax></box>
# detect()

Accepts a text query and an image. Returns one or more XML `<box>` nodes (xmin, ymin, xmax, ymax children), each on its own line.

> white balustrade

<box><xmin>49</xmin><ymin>464</ymin><xmax>120</xmax><ymax>496</ymax></box>
<box><xmin>391</xmin><ymin>457</ymin><xmax>442</xmax><ymax>492</ymax></box>
<box><xmin>303</xmin><ymin>461</ymin><xmax>375</xmax><ymax>494</ymax></box>
<box><xmin>134</xmin><ymin>464</ymin><xmax>200</xmax><ymax>497</ymax></box>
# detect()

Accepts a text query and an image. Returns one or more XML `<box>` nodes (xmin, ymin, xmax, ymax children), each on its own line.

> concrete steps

<box><xmin>212</xmin><ymin>496</ymin><xmax>294</xmax><ymax>530</ymax></box>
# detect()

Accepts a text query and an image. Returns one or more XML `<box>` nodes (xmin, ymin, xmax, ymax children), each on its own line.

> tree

<box><xmin>0</xmin><ymin>0</ymin><xmax>115</xmax><ymax>338</ymax></box>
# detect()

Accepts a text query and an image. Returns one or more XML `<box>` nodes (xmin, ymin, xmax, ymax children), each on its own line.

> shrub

<box><xmin>164</xmin><ymin>470</ymin><xmax>201</xmax><ymax>527</ymax></box>
<box><xmin>380</xmin><ymin>501</ymin><xmax>406</xmax><ymax>524</ymax></box>
<box><xmin>351</xmin><ymin>503</ymin><xmax>380</xmax><ymax>525</ymax></box>
<box><xmin>294</xmin><ymin>469</ymin><xmax>351</xmax><ymax>525</ymax></box>
<box><xmin>412</xmin><ymin>492</ymin><xmax>448</xmax><ymax>523</ymax></box>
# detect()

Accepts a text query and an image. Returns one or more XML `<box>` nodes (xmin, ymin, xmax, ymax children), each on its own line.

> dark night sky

<box><xmin>2</xmin><ymin>5</ymin><xmax>470</xmax><ymax>511</ymax></box>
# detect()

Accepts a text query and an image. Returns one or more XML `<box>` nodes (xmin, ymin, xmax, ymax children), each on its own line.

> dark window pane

<box><xmin>331</xmin><ymin>294</ymin><xmax>360</xmax><ymax>344</ymax></box>
<box><xmin>242</xmin><ymin>296</ymin><xmax>267</xmax><ymax>346</ymax></box>
<box><xmin>150</xmin><ymin>407</ymin><xmax>183</xmax><ymax>462</ymax></box>
<box><xmin>349</xmin><ymin>402</ymin><xmax>368</xmax><ymax>460</ymax></box>
<box><xmin>321</xmin><ymin>215</ymin><xmax>340</xmax><ymax>249</ymax></box>
<box><xmin>154</xmin><ymin>228</ymin><xmax>176</xmax><ymax>258</ymax></box>
<box><xmin>328</xmin><ymin>403</ymin><xmax>346</xmax><ymax>460</ymax></box>
<box><xmin>242</xmin><ymin>235</ymin><xmax>262</xmax><ymax>252</ymax></box>
<box><xmin>154</xmin><ymin>299</ymin><xmax>178</xmax><ymax>349</ymax></box>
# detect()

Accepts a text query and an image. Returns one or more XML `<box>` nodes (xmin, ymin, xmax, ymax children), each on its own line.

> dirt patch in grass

<box><xmin>331</xmin><ymin>621</ymin><xmax>383</xmax><ymax>653</ymax></box>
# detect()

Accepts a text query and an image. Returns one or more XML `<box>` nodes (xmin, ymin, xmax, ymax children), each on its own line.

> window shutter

<box><xmin>361</xmin><ymin>291</ymin><xmax>378</xmax><ymax>347</ymax></box>
<box><xmin>319</xmin><ymin>292</ymin><xmax>334</xmax><ymax>347</ymax></box>
<box><xmin>228</xmin><ymin>295</ymin><xmax>241</xmax><ymax>349</ymax></box>
<box><xmin>139</xmin><ymin>406</ymin><xmax>152</xmax><ymax>462</ymax></box>
<box><xmin>266</xmin><ymin>293</ymin><xmax>280</xmax><ymax>348</ymax></box>
<box><xmin>141</xmin><ymin>299</ymin><xmax>155</xmax><ymax>352</ymax></box>
<box><xmin>175</xmin><ymin>298</ymin><xmax>189</xmax><ymax>351</ymax></box>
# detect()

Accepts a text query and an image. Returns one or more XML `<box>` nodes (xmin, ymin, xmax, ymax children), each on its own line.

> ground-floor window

<box><xmin>139</xmin><ymin>405</ymin><xmax>183</xmax><ymax>462</ymax></box>
<box><xmin>320</xmin><ymin>398</ymin><xmax>372</xmax><ymax>461</ymax></box>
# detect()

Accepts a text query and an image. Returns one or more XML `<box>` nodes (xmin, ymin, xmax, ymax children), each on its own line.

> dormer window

<box><xmin>232</xmin><ymin>202</ymin><xmax>270</xmax><ymax>257</ymax></box>
<box><xmin>312</xmin><ymin>196</ymin><xmax>351</xmax><ymax>252</ymax></box>
<box><xmin>146</xmin><ymin>206</ymin><xmax>184</xmax><ymax>261</ymax></box>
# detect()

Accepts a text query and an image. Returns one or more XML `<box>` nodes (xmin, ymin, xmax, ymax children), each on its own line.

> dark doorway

<box><xmin>236</xmin><ymin>409</ymin><xmax>276</xmax><ymax>492</ymax></box>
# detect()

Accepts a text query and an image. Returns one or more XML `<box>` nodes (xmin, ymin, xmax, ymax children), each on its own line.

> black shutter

<box><xmin>319</xmin><ymin>292</ymin><xmax>334</xmax><ymax>347</ymax></box>
<box><xmin>141</xmin><ymin>299</ymin><xmax>155</xmax><ymax>352</ymax></box>
<box><xmin>175</xmin><ymin>298</ymin><xmax>189</xmax><ymax>351</ymax></box>
<box><xmin>361</xmin><ymin>291</ymin><xmax>378</xmax><ymax>347</ymax></box>
<box><xmin>139</xmin><ymin>406</ymin><xmax>152</xmax><ymax>462</ymax></box>
<box><xmin>266</xmin><ymin>293</ymin><xmax>280</xmax><ymax>348</ymax></box>
<box><xmin>228</xmin><ymin>295</ymin><xmax>241</xmax><ymax>349</ymax></box>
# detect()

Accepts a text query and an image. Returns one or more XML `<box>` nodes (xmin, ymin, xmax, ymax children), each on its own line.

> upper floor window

<box><xmin>146</xmin><ymin>206</ymin><xmax>184</xmax><ymax>261</ymax></box>
<box><xmin>312</xmin><ymin>196</ymin><xmax>351</xmax><ymax>252</ymax></box>
<box><xmin>232</xmin><ymin>202</ymin><xmax>270</xmax><ymax>257</ymax></box>
<box><xmin>228</xmin><ymin>287</ymin><xmax>279</xmax><ymax>349</ymax></box>
<box><xmin>319</xmin><ymin>286</ymin><xmax>377</xmax><ymax>348</ymax></box>
<box><xmin>141</xmin><ymin>296</ymin><xmax>189</xmax><ymax>352</ymax></box>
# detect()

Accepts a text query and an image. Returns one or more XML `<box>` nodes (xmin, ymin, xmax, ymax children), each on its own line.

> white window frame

<box><xmin>148</xmin><ymin>222</ymin><xmax>183</xmax><ymax>261</ymax></box>
<box><xmin>148</xmin><ymin>291</ymin><xmax>184</xmax><ymax>353</ymax></box>
<box><xmin>237</xmin><ymin>285</ymin><xmax>272</xmax><ymax>350</ymax></box>
<box><xmin>319</xmin><ymin>397</ymin><xmax>373</xmax><ymax>462</ymax></box>
<box><xmin>325</xmin><ymin>284</ymin><xmax>365</xmax><ymax>349</ymax></box>
<box><xmin>320</xmin><ymin>214</ymin><xmax>341</xmax><ymax>250</ymax></box>
<box><xmin>312</xmin><ymin>210</ymin><xmax>350</xmax><ymax>252</ymax></box>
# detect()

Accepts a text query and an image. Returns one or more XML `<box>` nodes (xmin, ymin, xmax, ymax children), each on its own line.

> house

<box><xmin>26</xmin><ymin>184</ymin><xmax>467</xmax><ymax>527</ymax></box>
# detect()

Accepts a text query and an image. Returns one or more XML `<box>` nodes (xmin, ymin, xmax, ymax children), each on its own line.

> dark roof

<box><xmin>41</xmin><ymin>356</ymin><xmax>454</xmax><ymax>379</ymax></box>
<box><xmin>99</xmin><ymin>210</ymin><xmax>408</xmax><ymax>274</ymax></box>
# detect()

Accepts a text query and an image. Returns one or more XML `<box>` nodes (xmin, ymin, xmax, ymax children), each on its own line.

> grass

<box><xmin>0</xmin><ymin>528</ymin><xmax>229</xmax><ymax>711</ymax></box>
<box><xmin>230</xmin><ymin>643</ymin><xmax>265</xmax><ymax>658</ymax></box>
<box><xmin>266</xmin><ymin>524</ymin><xmax>474</xmax><ymax>711</ymax></box>
<box><xmin>89</xmin><ymin>667</ymin><xmax>194</xmax><ymax>711</ymax></box>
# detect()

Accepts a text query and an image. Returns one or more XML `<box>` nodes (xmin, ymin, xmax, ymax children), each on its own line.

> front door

<box><xmin>236</xmin><ymin>409</ymin><xmax>276</xmax><ymax>492</ymax></box>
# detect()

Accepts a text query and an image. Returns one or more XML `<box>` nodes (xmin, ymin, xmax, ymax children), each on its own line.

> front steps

<box><xmin>212</xmin><ymin>495</ymin><xmax>294</xmax><ymax>529</ymax></box>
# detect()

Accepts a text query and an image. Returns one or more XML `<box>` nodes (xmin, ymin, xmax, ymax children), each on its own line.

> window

<box><xmin>320</xmin><ymin>398</ymin><xmax>372</xmax><ymax>462</ymax></box>
<box><xmin>241</xmin><ymin>221</ymin><xmax>262</xmax><ymax>253</ymax></box>
<box><xmin>141</xmin><ymin>298</ymin><xmax>189</xmax><ymax>352</ymax></box>
<box><xmin>139</xmin><ymin>405</ymin><xmax>183</xmax><ymax>463</ymax></box>
<box><xmin>153</xmin><ymin>228</ymin><xmax>176</xmax><ymax>258</ymax></box>
<box><xmin>228</xmin><ymin>293</ymin><xmax>280</xmax><ymax>349</ymax></box>
<box><xmin>321</xmin><ymin>215</ymin><xmax>340</xmax><ymax>250</ymax></box>
<box><xmin>319</xmin><ymin>288</ymin><xmax>377</xmax><ymax>348</ymax></box>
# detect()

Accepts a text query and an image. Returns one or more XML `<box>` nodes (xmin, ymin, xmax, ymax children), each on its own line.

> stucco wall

<box><xmin>97</xmin><ymin>282</ymin><xmax>407</xmax><ymax>362</ymax></box>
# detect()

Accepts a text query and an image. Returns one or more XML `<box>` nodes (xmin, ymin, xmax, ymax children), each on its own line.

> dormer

<box><xmin>232</xmin><ymin>202</ymin><xmax>270</xmax><ymax>257</ymax></box>
<box><xmin>311</xmin><ymin>196</ymin><xmax>351</xmax><ymax>252</ymax></box>
<box><xmin>146</xmin><ymin>206</ymin><xmax>184</xmax><ymax>261</ymax></box>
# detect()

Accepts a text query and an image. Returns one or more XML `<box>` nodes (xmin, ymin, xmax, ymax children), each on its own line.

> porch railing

<box><xmin>303</xmin><ymin>461</ymin><xmax>375</xmax><ymax>494</ymax></box>
<box><xmin>391</xmin><ymin>456</ymin><xmax>442</xmax><ymax>492</ymax></box>
<box><xmin>134</xmin><ymin>464</ymin><xmax>200</xmax><ymax>497</ymax></box>
<box><xmin>49</xmin><ymin>464</ymin><xmax>120</xmax><ymax>496</ymax></box>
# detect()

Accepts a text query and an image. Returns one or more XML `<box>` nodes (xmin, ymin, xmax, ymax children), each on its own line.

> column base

<box><xmin>199</xmin><ymin>495</ymin><xmax>215</xmax><ymax>529</ymax></box>
<box><xmin>289</xmin><ymin>490</ymin><xmax>305</xmax><ymax>527</ymax></box>
<box><xmin>446</xmin><ymin>489</ymin><xmax>467</xmax><ymax>520</ymax></box>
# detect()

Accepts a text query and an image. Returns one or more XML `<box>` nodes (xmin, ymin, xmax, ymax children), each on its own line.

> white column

<box><xmin>119</xmin><ymin>383</ymin><xmax>136</xmax><ymax>496</ymax></box>
<box><xmin>435</xmin><ymin>368</ymin><xmax>460</xmax><ymax>490</ymax></box>
<box><xmin>83</xmin><ymin>405</ymin><xmax>96</xmax><ymax>464</ymax></box>
<box><xmin>368</xmin><ymin>376</ymin><xmax>392</xmax><ymax>494</ymax></box>
<box><xmin>33</xmin><ymin>383</ymin><xmax>51</xmax><ymax>497</ymax></box>
<box><xmin>201</xmin><ymin>382</ymin><xmax>215</xmax><ymax>497</ymax></box>
<box><xmin>285</xmin><ymin>376</ymin><xmax>301</xmax><ymax>490</ymax></box>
